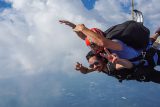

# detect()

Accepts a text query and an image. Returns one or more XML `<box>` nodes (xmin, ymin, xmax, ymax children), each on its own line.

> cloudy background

<box><xmin>0</xmin><ymin>0</ymin><xmax>160</xmax><ymax>107</ymax></box>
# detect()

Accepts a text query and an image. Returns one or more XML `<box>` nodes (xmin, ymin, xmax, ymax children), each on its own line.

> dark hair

<box><xmin>86</xmin><ymin>51</ymin><xmax>92</xmax><ymax>61</ymax></box>
<box><xmin>86</xmin><ymin>51</ymin><xmax>108</xmax><ymax>63</ymax></box>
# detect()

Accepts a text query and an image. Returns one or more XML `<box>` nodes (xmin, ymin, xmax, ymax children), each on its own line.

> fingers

<box><xmin>59</xmin><ymin>20</ymin><xmax>65</xmax><ymax>24</ymax></box>
<box><xmin>76</xmin><ymin>62</ymin><xmax>80</xmax><ymax>65</ymax></box>
<box><xmin>112</xmin><ymin>56</ymin><xmax>118</xmax><ymax>63</ymax></box>
<box><xmin>59</xmin><ymin>20</ymin><xmax>63</xmax><ymax>23</ymax></box>
<box><xmin>107</xmin><ymin>55</ymin><xmax>113</xmax><ymax>62</ymax></box>
<box><xmin>100</xmin><ymin>51</ymin><xmax>119</xmax><ymax>63</ymax></box>
<box><xmin>100</xmin><ymin>53</ymin><xmax>113</xmax><ymax>62</ymax></box>
<box><xmin>110</xmin><ymin>54</ymin><xmax>119</xmax><ymax>63</ymax></box>
<box><xmin>59</xmin><ymin>20</ymin><xmax>76</xmax><ymax>29</ymax></box>
<box><xmin>112</xmin><ymin>53</ymin><xmax>119</xmax><ymax>60</ymax></box>
<box><xmin>59</xmin><ymin>20</ymin><xmax>69</xmax><ymax>24</ymax></box>
<box><xmin>104</xmin><ymin>53</ymin><xmax>119</xmax><ymax>63</ymax></box>
<box><xmin>75</xmin><ymin>62</ymin><xmax>82</xmax><ymax>70</ymax></box>
<box><xmin>104</xmin><ymin>48</ymin><xmax>110</xmax><ymax>55</ymax></box>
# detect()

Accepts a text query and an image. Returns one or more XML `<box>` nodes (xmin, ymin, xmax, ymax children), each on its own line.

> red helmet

<box><xmin>85</xmin><ymin>28</ymin><xmax>103</xmax><ymax>46</ymax></box>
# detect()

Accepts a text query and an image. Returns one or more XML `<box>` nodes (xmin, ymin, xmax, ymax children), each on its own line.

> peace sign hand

<box><xmin>75</xmin><ymin>62</ymin><xmax>83</xmax><ymax>70</ymax></box>
<box><xmin>99</xmin><ymin>48</ymin><xmax>111</xmax><ymax>59</ymax></box>
<box><xmin>75</xmin><ymin>62</ymin><xmax>88</xmax><ymax>74</ymax></box>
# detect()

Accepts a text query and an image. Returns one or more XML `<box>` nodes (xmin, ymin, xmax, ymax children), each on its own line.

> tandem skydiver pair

<box><xmin>60</xmin><ymin>20</ymin><xmax>160</xmax><ymax>82</ymax></box>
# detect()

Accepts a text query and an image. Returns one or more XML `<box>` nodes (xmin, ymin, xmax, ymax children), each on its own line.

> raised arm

<box><xmin>74</xmin><ymin>24</ymin><xmax>122</xmax><ymax>51</ymax></box>
<box><xmin>75</xmin><ymin>62</ymin><xmax>95</xmax><ymax>74</ymax></box>
<box><xmin>59</xmin><ymin>20</ymin><xmax>86</xmax><ymax>40</ymax></box>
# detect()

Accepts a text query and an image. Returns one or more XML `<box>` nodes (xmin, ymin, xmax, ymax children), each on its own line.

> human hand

<box><xmin>107</xmin><ymin>53</ymin><xmax>119</xmax><ymax>64</ymax></box>
<box><xmin>111</xmin><ymin>54</ymin><xmax>119</xmax><ymax>63</ymax></box>
<box><xmin>73</xmin><ymin>24</ymin><xmax>86</xmax><ymax>32</ymax></box>
<box><xmin>75</xmin><ymin>62</ymin><xmax>88</xmax><ymax>74</ymax></box>
<box><xmin>99</xmin><ymin>48</ymin><xmax>111</xmax><ymax>59</ymax></box>
<box><xmin>75</xmin><ymin>62</ymin><xmax>83</xmax><ymax>70</ymax></box>
<box><xmin>59</xmin><ymin>20</ymin><xmax>76</xmax><ymax>29</ymax></box>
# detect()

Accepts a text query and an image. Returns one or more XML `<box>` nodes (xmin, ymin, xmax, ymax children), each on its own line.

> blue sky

<box><xmin>82</xmin><ymin>0</ymin><xmax>131</xmax><ymax>14</ymax></box>
<box><xmin>120</xmin><ymin>1</ymin><xmax>132</xmax><ymax>14</ymax></box>
<box><xmin>0</xmin><ymin>0</ymin><xmax>11</xmax><ymax>12</ymax></box>
<box><xmin>81</xmin><ymin>0</ymin><xmax>96</xmax><ymax>10</ymax></box>
<box><xmin>0</xmin><ymin>0</ymin><xmax>130</xmax><ymax>12</ymax></box>
<box><xmin>0</xmin><ymin>0</ymin><xmax>94</xmax><ymax>10</ymax></box>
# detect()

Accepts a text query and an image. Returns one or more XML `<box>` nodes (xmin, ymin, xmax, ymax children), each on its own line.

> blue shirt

<box><xmin>110</xmin><ymin>39</ymin><xmax>142</xmax><ymax>59</ymax></box>
<box><xmin>110</xmin><ymin>39</ymin><xmax>142</xmax><ymax>64</ymax></box>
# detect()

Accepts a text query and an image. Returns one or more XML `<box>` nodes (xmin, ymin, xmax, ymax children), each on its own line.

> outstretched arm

<box><xmin>75</xmin><ymin>62</ymin><xmax>95</xmax><ymax>74</ymax></box>
<box><xmin>74</xmin><ymin>24</ymin><xmax>122</xmax><ymax>51</ymax></box>
<box><xmin>59</xmin><ymin>20</ymin><xmax>86</xmax><ymax>40</ymax></box>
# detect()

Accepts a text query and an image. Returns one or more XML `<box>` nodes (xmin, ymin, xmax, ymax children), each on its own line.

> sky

<box><xmin>0</xmin><ymin>0</ymin><xmax>160</xmax><ymax>107</ymax></box>
<box><xmin>81</xmin><ymin>0</ymin><xmax>96</xmax><ymax>10</ymax></box>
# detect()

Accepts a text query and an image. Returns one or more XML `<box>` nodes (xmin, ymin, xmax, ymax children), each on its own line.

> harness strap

<box><xmin>129</xmin><ymin>50</ymin><xmax>147</xmax><ymax>62</ymax></box>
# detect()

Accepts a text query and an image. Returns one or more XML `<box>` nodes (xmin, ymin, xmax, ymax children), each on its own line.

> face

<box><xmin>89</xmin><ymin>43</ymin><xmax>104</xmax><ymax>54</ymax></box>
<box><xmin>88</xmin><ymin>56</ymin><xmax>105</xmax><ymax>71</ymax></box>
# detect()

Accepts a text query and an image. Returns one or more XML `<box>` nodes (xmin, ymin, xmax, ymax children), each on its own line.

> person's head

<box><xmin>85</xmin><ymin>28</ymin><xmax>105</xmax><ymax>54</ymax></box>
<box><xmin>86</xmin><ymin>51</ymin><xmax>107</xmax><ymax>71</ymax></box>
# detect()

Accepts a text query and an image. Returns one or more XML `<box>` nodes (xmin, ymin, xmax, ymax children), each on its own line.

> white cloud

<box><xmin>134</xmin><ymin>0</ymin><xmax>160</xmax><ymax>33</ymax></box>
<box><xmin>0</xmin><ymin>1</ymin><xmax>160</xmax><ymax>106</ymax></box>
<box><xmin>0</xmin><ymin>0</ymin><xmax>92</xmax><ymax>77</ymax></box>
<box><xmin>0</xmin><ymin>0</ymin><xmax>160</xmax><ymax>78</ymax></box>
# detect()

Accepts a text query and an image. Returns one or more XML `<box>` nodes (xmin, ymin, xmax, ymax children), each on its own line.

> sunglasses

<box><xmin>89</xmin><ymin>60</ymin><xmax>100</xmax><ymax>68</ymax></box>
<box><xmin>89</xmin><ymin>43</ymin><xmax>96</xmax><ymax>48</ymax></box>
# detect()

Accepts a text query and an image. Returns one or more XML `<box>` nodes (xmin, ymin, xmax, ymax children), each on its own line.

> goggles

<box><xmin>85</xmin><ymin>28</ymin><xmax>103</xmax><ymax>46</ymax></box>
<box><xmin>85</xmin><ymin>38</ymin><xmax>97</xmax><ymax>48</ymax></box>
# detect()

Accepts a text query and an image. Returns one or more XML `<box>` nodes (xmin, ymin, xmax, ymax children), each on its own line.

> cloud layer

<box><xmin>0</xmin><ymin>0</ymin><xmax>160</xmax><ymax>77</ymax></box>
<box><xmin>0</xmin><ymin>0</ymin><xmax>160</xmax><ymax>107</ymax></box>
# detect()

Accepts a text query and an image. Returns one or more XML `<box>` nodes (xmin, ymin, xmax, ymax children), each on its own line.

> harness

<box><xmin>103</xmin><ymin>66</ymin><xmax>151</xmax><ymax>83</ymax></box>
<box><xmin>129</xmin><ymin>50</ymin><xmax>147</xmax><ymax>67</ymax></box>
<box><xmin>129</xmin><ymin>45</ymin><xmax>160</xmax><ymax>68</ymax></box>
<box><xmin>103</xmin><ymin>49</ymin><xmax>154</xmax><ymax>83</ymax></box>
<box><xmin>101</xmin><ymin>41</ymin><xmax>160</xmax><ymax>82</ymax></box>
